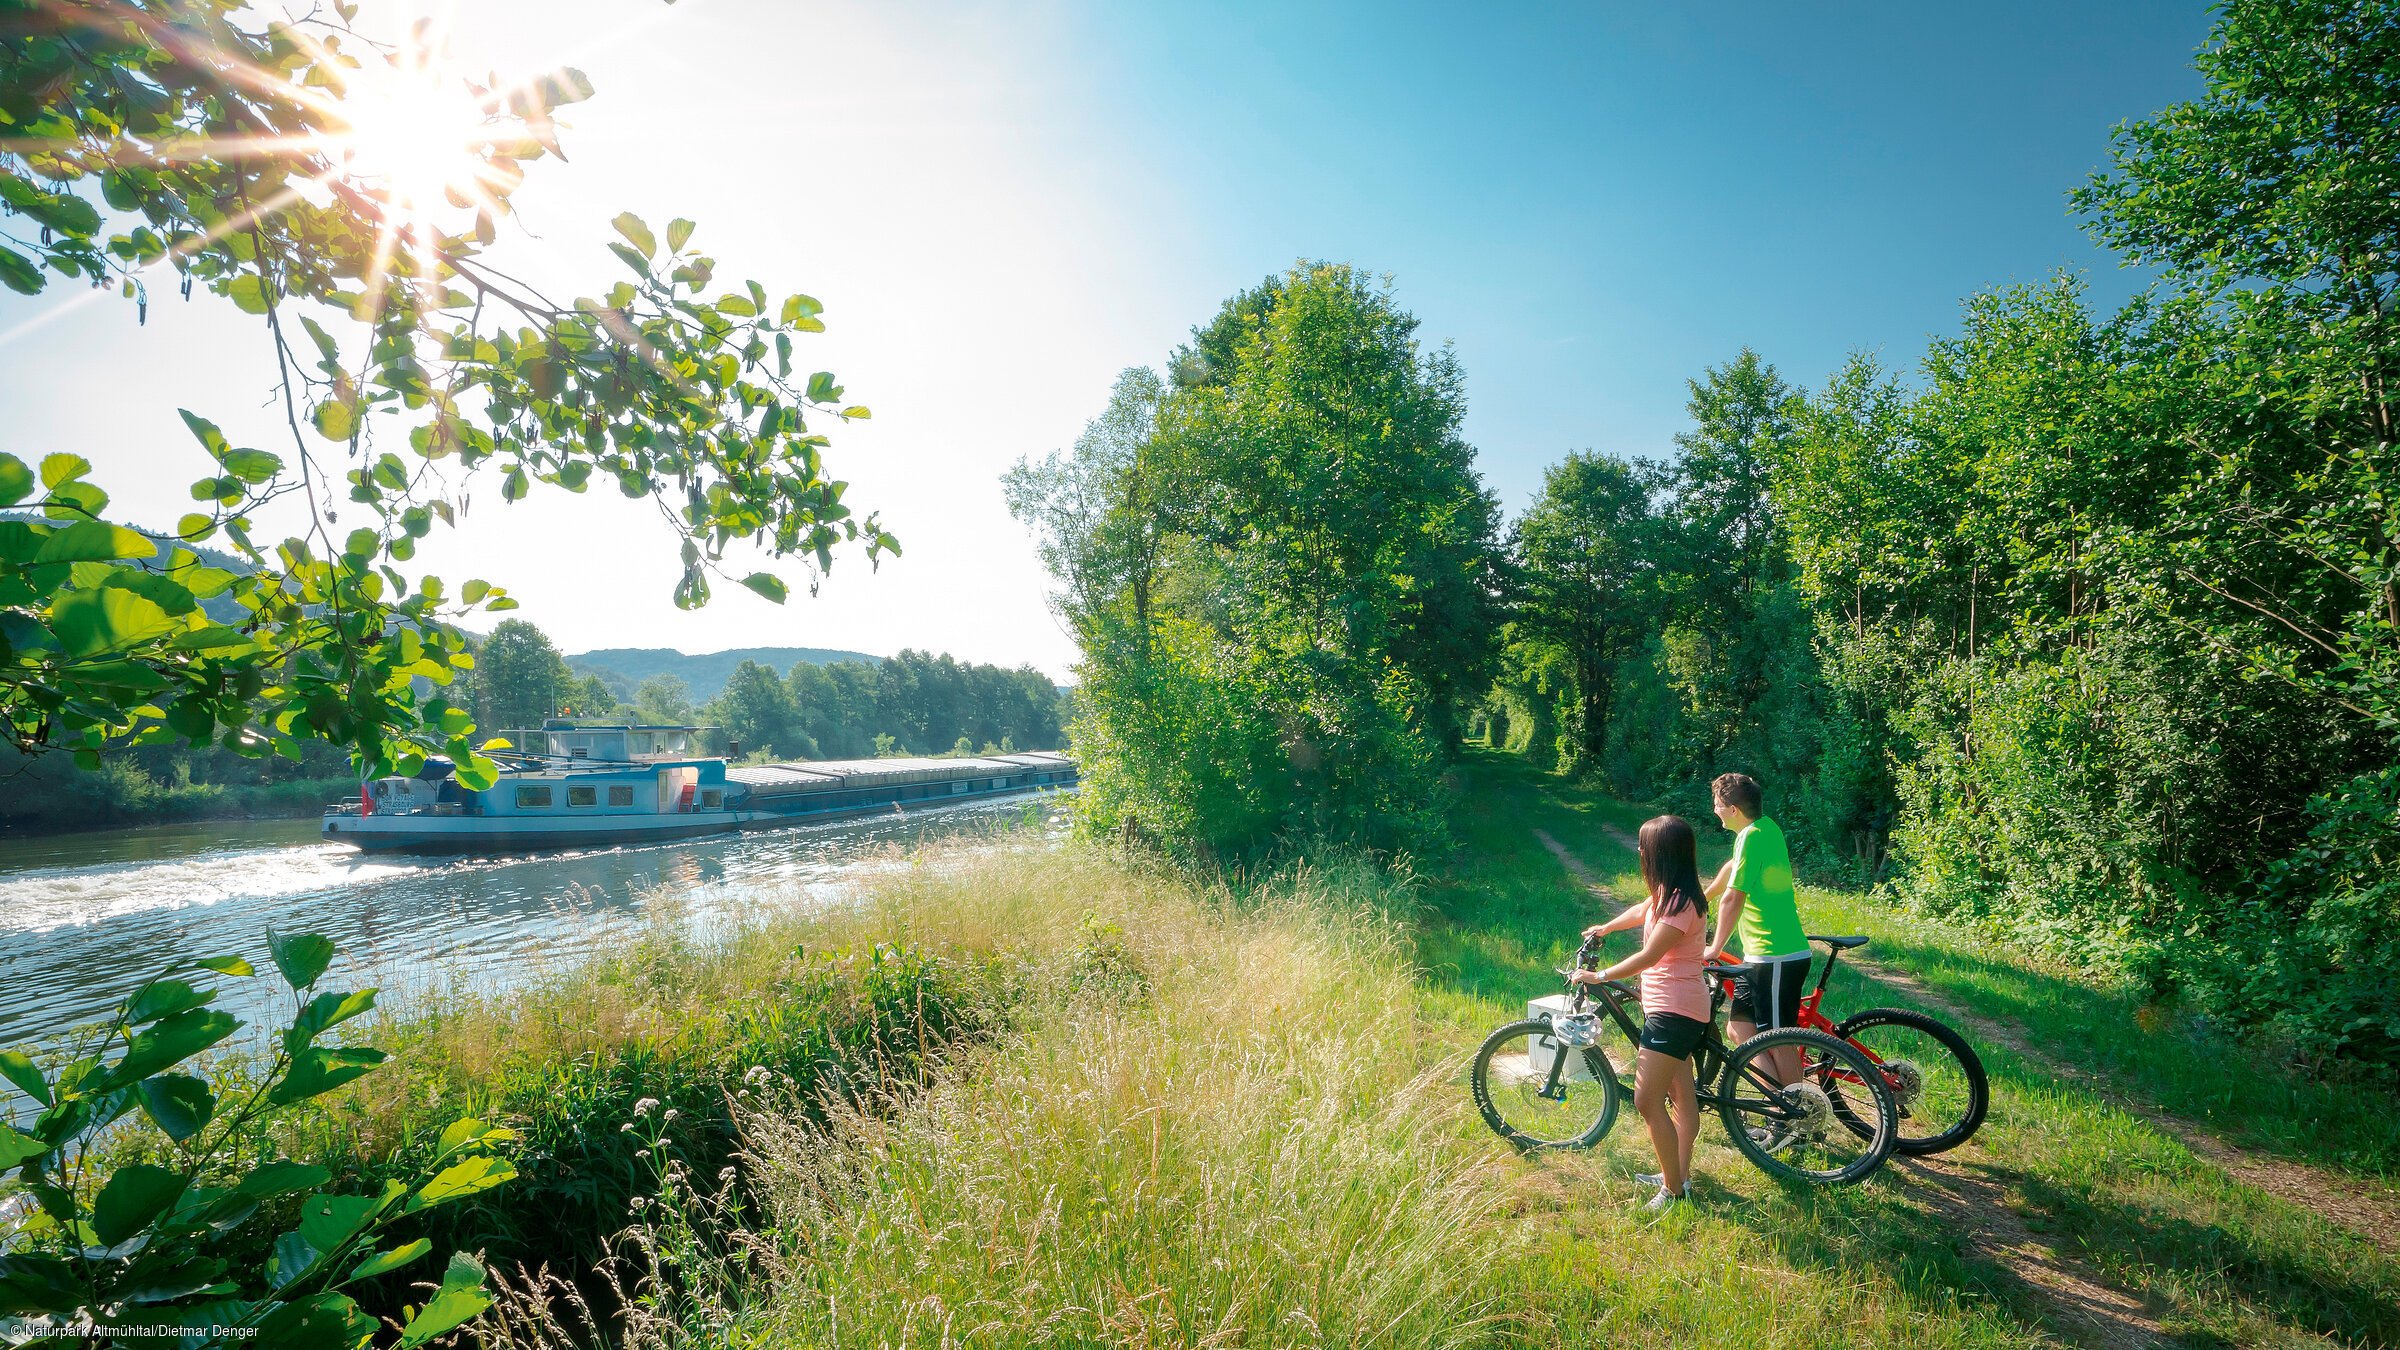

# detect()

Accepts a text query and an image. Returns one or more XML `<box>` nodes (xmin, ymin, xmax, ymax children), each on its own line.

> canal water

<box><xmin>0</xmin><ymin>793</ymin><xmax>1066</xmax><ymax>1056</ymax></box>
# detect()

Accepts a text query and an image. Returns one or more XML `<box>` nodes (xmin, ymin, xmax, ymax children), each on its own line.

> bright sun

<box><xmin>331</xmin><ymin>57</ymin><xmax>497</xmax><ymax>219</ymax></box>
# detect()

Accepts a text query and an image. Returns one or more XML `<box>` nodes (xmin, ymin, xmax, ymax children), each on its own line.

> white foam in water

<box><xmin>0</xmin><ymin>844</ymin><xmax>423</xmax><ymax>932</ymax></box>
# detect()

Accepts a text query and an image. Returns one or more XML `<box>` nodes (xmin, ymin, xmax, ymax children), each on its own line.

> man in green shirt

<box><xmin>1702</xmin><ymin>772</ymin><xmax>1810</xmax><ymax>1086</ymax></box>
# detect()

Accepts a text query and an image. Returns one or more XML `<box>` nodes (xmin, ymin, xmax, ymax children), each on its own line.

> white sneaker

<box><xmin>1643</xmin><ymin>1186</ymin><xmax>1686</xmax><ymax>1213</ymax></box>
<box><xmin>1634</xmin><ymin>1171</ymin><xmax>1663</xmax><ymax>1189</ymax></box>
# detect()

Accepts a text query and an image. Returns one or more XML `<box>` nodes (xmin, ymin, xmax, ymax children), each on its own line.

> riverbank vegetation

<box><xmin>423</xmin><ymin>764</ymin><xmax>2391</xmax><ymax>1347</ymax></box>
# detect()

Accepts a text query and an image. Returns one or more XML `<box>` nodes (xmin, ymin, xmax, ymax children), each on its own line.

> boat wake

<box><xmin>0</xmin><ymin>843</ymin><xmax>424</xmax><ymax>933</ymax></box>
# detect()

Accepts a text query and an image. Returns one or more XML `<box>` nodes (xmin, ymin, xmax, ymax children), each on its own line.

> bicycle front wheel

<box><xmin>1831</xmin><ymin>1007</ymin><xmax>1989</xmax><ymax>1155</ymax></box>
<box><xmin>1717</xmin><ymin>1027</ymin><xmax>1896</xmax><ymax>1185</ymax></box>
<box><xmin>1472</xmin><ymin>1018</ymin><xmax>1621</xmax><ymax>1150</ymax></box>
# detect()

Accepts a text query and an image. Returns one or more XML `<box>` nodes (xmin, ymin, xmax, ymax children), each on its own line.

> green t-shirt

<box><xmin>1730</xmin><ymin>816</ymin><xmax>1806</xmax><ymax>959</ymax></box>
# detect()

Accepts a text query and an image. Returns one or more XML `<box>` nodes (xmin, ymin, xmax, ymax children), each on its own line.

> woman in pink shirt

<box><xmin>1572</xmin><ymin>815</ymin><xmax>1711</xmax><ymax>1211</ymax></box>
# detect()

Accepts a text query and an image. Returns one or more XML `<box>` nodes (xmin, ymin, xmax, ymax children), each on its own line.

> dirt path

<box><xmin>1535</xmin><ymin>827</ymin><xmax>2171</xmax><ymax>1346</ymax></box>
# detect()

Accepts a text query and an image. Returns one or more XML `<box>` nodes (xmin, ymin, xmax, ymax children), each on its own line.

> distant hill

<box><xmin>567</xmin><ymin>647</ymin><xmax>882</xmax><ymax>703</ymax></box>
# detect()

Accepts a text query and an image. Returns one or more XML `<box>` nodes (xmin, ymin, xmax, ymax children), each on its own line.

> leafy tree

<box><xmin>465</xmin><ymin>618</ymin><xmax>571</xmax><ymax>731</ymax></box>
<box><xmin>631</xmin><ymin>674</ymin><xmax>694</xmax><ymax>726</ymax></box>
<box><xmin>0</xmin><ymin>1</ymin><xmax>892</xmax><ymax>791</ymax></box>
<box><xmin>2073</xmin><ymin>0</ymin><xmax>2400</xmax><ymax>733</ymax></box>
<box><xmin>714</xmin><ymin>658</ymin><xmax>806</xmax><ymax>757</ymax></box>
<box><xmin>563</xmin><ymin>672</ymin><xmax>620</xmax><ymax>718</ymax></box>
<box><xmin>1506</xmin><ymin>452</ymin><xmax>1654</xmax><ymax>766</ymax></box>
<box><xmin>1013</xmin><ymin>263</ymin><xmax>1501</xmax><ymax>855</ymax></box>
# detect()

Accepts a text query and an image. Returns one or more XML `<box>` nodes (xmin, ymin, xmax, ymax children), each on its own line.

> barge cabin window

<box><xmin>568</xmin><ymin>785</ymin><xmax>598</xmax><ymax>807</ymax></box>
<box><xmin>701</xmin><ymin>789</ymin><xmax>723</xmax><ymax>809</ymax></box>
<box><xmin>516</xmin><ymin>784</ymin><xmax>554</xmax><ymax>809</ymax></box>
<box><xmin>608</xmin><ymin>785</ymin><xmax>636</xmax><ymax>807</ymax></box>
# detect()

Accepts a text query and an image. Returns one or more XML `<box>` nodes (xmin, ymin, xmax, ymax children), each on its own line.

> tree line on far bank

<box><xmin>1015</xmin><ymin>0</ymin><xmax>2400</xmax><ymax>1069</ymax></box>
<box><xmin>461</xmin><ymin>619</ymin><xmax>1070</xmax><ymax>762</ymax></box>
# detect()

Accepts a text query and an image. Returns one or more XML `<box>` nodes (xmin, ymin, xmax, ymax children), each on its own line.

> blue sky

<box><xmin>0</xmin><ymin>1</ymin><xmax>2215</xmax><ymax>676</ymax></box>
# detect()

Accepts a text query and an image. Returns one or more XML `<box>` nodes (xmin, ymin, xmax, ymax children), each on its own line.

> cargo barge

<box><xmin>321</xmin><ymin>719</ymin><xmax>1074</xmax><ymax>853</ymax></box>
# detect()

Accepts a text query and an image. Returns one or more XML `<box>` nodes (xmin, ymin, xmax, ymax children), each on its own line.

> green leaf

<box><xmin>780</xmin><ymin>293</ymin><xmax>822</xmax><ymax>324</ymax></box>
<box><xmin>607</xmin><ymin>242</ymin><xmax>650</xmax><ymax>277</ymax></box>
<box><xmin>739</xmin><ymin>572</ymin><xmax>788</xmax><ymax>604</ymax></box>
<box><xmin>313</xmin><ymin>400</ymin><xmax>356</xmax><ymax>441</ymax></box>
<box><xmin>108</xmin><ymin>1008</ymin><xmax>239</xmax><ymax>1087</ymax></box>
<box><xmin>194</xmin><ymin>955</ymin><xmax>255</xmax><ymax>977</ymax></box>
<box><xmin>715</xmin><ymin>293</ymin><xmax>756</xmax><ymax>318</ymax></box>
<box><xmin>49</xmin><ymin>587</ymin><xmax>175</xmax><ymax>657</ymax></box>
<box><xmin>610</xmin><ymin>212</ymin><xmax>656</xmax><ymax>260</ymax></box>
<box><xmin>343</xmin><ymin>1239</ymin><xmax>431</xmax><ymax>1286</ymax></box>
<box><xmin>291</xmin><ymin>989</ymin><xmax>377</xmax><ymax>1045</ymax></box>
<box><xmin>219</xmin><ymin>448</ymin><xmax>283</xmax><ymax>484</ymax></box>
<box><xmin>404</xmin><ymin>1153</ymin><xmax>515</xmax><ymax>1212</ymax></box>
<box><xmin>0</xmin><ymin>1050</ymin><xmax>50</xmax><ymax>1105</ymax></box>
<box><xmin>666</xmin><ymin>217</ymin><xmax>696</xmax><ymax>252</ymax></box>
<box><xmin>237</xmin><ymin>1161</ymin><xmax>333</xmax><ymax>1199</ymax></box>
<box><xmin>394</xmin><ymin>1252</ymin><xmax>490</xmax><ymax>1349</ymax></box>
<box><xmin>0</xmin><ymin>244</ymin><xmax>43</xmax><ymax>295</ymax></box>
<box><xmin>39</xmin><ymin>453</ymin><xmax>90</xmax><ymax>489</ymax></box>
<box><xmin>136</xmin><ymin>1074</ymin><xmax>214</xmax><ymax>1142</ymax></box>
<box><xmin>0</xmin><ymin>1121</ymin><xmax>47</xmax><ymax>1170</ymax></box>
<box><xmin>32</xmin><ymin>522</ymin><xmax>155</xmax><ymax>563</ymax></box>
<box><xmin>251</xmin><ymin>1291</ymin><xmax>374</xmax><ymax>1349</ymax></box>
<box><xmin>267</xmin><ymin>1045</ymin><xmax>387</xmax><ymax>1106</ymax></box>
<box><xmin>433</xmin><ymin>1117</ymin><xmax>514</xmax><ymax>1154</ymax></box>
<box><xmin>297</xmin><ymin>1192</ymin><xmax>388</xmax><ymax>1257</ymax></box>
<box><xmin>501</xmin><ymin>466</ymin><xmax>528</xmax><ymax>502</ymax></box>
<box><xmin>806</xmin><ymin>371</ymin><xmax>842</xmax><ymax>403</ymax></box>
<box><xmin>123</xmin><ymin>979</ymin><xmax>212</xmax><ymax>1025</ymax></box>
<box><xmin>93</xmin><ymin>1163</ymin><xmax>188</xmax><ymax>1246</ymax></box>
<box><xmin>225</xmin><ymin>274</ymin><xmax>271</xmax><ymax>314</ymax></box>
<box><xmin>269</xmin><ymin>931</ymin><xmax>337</xmax><ymax>990</ymax></box>
<box><xmin>0</xmin><ymin>452</ymin><xmax>33</xmax><ymax>507</ymax></box>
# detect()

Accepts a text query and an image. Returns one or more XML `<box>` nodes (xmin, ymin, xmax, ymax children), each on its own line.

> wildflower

<box><xmin>620</xmin><ymin>1122</ymin><xmax>637</xmax><ymax>1134</ymax></box>
<box><xmin>629</xmin><ymin>1195</ymin><xmax>651</xmax><ymax>1212</ymax></box>
<box><xmin>662</xmin><ymin>1107</ymin><xmax>681</xmax><ymax>1123</ymax></box>
<box><xmin>633</xmin><ymin>1097</ymin><xmax>661</xmax><ymax>1117</ymax></box>
<box><xmin>743</xmin><ymin>1065</ymin><xmax>773</xmax><ymax>1086</ymax></box>
<box><xmin>636</xmin><ymin>1149</ymin><xmax>652</xmax><ymax>1160</ymax></box>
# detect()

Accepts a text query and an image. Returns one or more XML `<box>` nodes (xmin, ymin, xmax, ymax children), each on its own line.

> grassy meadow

<box><xmin>209</xmin><ymin>753</ymin><xmax>2366</xmax><ymax>1348</ymax></box>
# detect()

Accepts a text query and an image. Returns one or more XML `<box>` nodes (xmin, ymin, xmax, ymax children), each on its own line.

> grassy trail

<box><xmin>1423</xmin><ymin>753</ymin><xmax>2400</xmax><ymax>1349</ymax></box>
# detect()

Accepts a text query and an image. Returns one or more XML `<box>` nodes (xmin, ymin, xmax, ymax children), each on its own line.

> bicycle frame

<box><xmin>1540</xmin><ymin>956</ymin><xmax>1791</xmax><ymax>1121</ymax></box>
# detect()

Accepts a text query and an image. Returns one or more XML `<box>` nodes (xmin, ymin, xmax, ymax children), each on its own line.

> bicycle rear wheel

<box><xmin>1716</xmin><ymin>1027</ymin><xmax>1896</xmax><ymax>1185</ymax></box>
<box><xmin>1472</xmin><ymin>1018</ymin><xmax>1621</xmax><ymax>1150</ymax></box>
<box><xmin>1830</xmin><ymin>1008</ymin><xmax>1988</xmax><ymax>1155</ymax></box>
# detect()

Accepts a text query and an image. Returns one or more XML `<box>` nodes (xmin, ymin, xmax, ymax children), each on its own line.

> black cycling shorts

<box><xmin>1637</xmin><ymin>1011</ymin><xmax>1708</xmax><ymax>1061</ymax></box>
<box><xmin>1729</xmin><ymin>952</ymin><xmax>1814</xmax><ymax>1029</ymax></box>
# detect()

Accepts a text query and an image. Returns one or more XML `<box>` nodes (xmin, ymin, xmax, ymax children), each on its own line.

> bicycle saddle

<box><xmin>1807</xmin><ymin>933</ymin><xmax>1871</xmax><ymax>951</ymax></box>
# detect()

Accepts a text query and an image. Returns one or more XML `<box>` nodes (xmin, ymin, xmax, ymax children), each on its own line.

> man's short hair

<box><xmin>1711</xmin><ymin>772</ymin><xmax>1763</xmax><ymax>817</ymax></box>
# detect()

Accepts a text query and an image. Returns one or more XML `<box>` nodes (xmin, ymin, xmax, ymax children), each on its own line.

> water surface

<box><xmin>0</xmin><ymin>794</ymin><xmax>1065</xmax><ymax>1055</ymax></box>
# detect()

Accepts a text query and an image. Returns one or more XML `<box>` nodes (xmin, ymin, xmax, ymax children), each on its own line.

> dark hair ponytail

<box><xmin>1638</xmin><ymin>815</ymin><xmax>1708</xmax><ymax>922</ymax></box>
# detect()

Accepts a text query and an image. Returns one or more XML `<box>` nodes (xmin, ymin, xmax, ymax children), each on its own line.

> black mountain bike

<box><xmin>1470</xmin><ymin>936</ymin><xmax>1901</xmax><ymax>1186</ymax></box>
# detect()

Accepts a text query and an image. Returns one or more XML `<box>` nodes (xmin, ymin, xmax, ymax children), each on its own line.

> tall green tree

<box><xmin>468</xmin><ymin>618</ymin><xmax>571</xmax><ymax>730</ymax></box>
<box><xmin>0</xmin><ymin>2</ymin><xmax>892</xmax><ymax>790</ymax></box>
<box><xmin>1013</xmin><ymin>263</ymin><xmax>1501</xmax><ymax>855</ymax></box>
<box><xmin>715</xmin><ymin>658</ymin><xmax>806</xmax><ymax>757</ymax></box>
<box><xmin>1506</xmin><ymin>452</ymin><xmax>1653</xmax><ymax>765</ymax></box>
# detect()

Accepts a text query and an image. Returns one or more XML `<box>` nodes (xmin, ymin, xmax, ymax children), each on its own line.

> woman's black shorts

<box><xmin>1637</xmin><ymin>1011</ymin><xmax>1708</xmax><ymax>1061</ymax></box>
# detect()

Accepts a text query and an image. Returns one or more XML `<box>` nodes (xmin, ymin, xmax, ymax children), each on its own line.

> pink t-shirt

<box><xmin>1639</xmin><ymin>898</ymin><xmax>1711</xmax><ymax>1024</ymax></box>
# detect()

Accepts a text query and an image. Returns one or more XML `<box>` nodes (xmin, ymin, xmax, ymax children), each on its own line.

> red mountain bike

<box><xmin>1786</xmin><ymin>933</ymin><xmax>1988</xmax><ymax>1156</ymax></box>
